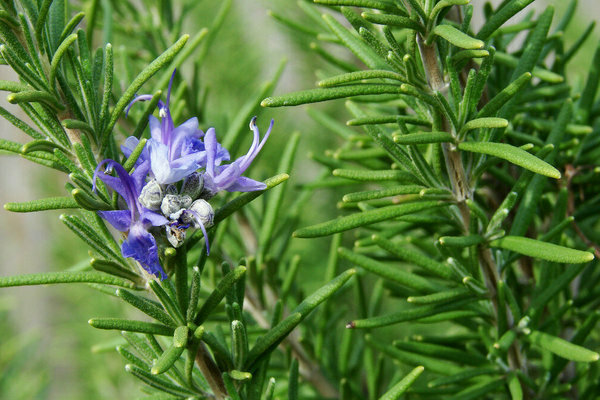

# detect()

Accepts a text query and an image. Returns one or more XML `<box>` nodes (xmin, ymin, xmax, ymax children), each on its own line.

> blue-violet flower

<box><xmin>94</xmin><ymin>160</ymin><xmax>168</xmax><ymax>279</ymax></box>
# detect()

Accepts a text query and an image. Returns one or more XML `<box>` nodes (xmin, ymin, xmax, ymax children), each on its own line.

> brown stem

<box><xmin>417</xmin><ymin>26</ymin><xmax>527</xmax><ymax>396</ymax></box>
<box><xmin>195</xmin><ymin>342</ymin><xmax>228</xmax><ymax>400</ymax></box>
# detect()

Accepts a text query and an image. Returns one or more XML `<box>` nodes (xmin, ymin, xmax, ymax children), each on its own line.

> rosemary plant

<box><xmin>1</xmin><ymin>0</ymin><xmax>599</xmax><ymax>399</ymax></box>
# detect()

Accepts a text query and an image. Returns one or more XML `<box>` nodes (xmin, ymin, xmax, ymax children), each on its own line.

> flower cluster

<box><xmin>94</xmin><ymin>72</ymin><xmax>273</xmax><ymax>279</ymax></box>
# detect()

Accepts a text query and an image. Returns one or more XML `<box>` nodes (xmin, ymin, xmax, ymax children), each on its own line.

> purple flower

<box><xmin>202</xmin><ymin>117</ymin><xmax>273</xmax><ymax>197</ymax></box>
<box><xmin>126</xmin><ymin>71</ymin><xmax>229</xmax><ymax>184</ymax></box>
<box><xmin>93</xmin><ymin>159</ymin><xmax>168</xmax><ymax>279</ymax></box>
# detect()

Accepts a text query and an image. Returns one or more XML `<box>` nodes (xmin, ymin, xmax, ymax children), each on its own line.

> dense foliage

<box><xmin>1</xmin><ymin>0</ymin><xmax>600</xmax><ymax>399</ymax></box>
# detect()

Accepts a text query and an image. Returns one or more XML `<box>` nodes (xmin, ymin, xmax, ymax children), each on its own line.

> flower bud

<box><xmin>181</xmin><ymin>172</ymin><xmax>204</xmax><ymax>200</ymax></box>
<box><xmin>161</xmin><ymin>194</ymin><xmax>193</xmax><ymax>219</ymax></box>
<box><xmin>138</xmin><ymin>179</ymin><xmax>163</xmax><ymax>210</ymax></box>
<box><xmin>182</xmin><ymin>199</ymin><xmax>214</xmax><ymax>228</ymax></box>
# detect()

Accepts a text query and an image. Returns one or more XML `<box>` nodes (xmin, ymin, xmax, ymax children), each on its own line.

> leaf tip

<box><xmin>346</xmin><ymin>321</ymin><xmax>356</xmax><ymax>329</ymax></box>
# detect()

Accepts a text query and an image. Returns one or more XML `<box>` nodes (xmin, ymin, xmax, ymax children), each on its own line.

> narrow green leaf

<box><xmin>366</xmin><ymin>335</ymin><xmax>463</xmax><ymax>375</ymax></box>
<box><xmin>490</xmin><ymin>236</ymin><xmax>594</xmax><ymax>264</ymax></box>
<box><xmin>102</xmin><ymin>34</ymin><xmax>189</xmax><ymax>149</ymax></box>
<box><xmin>314</xmin><ymin>0</ymin><xmax>403</xmax><ymax>13</ymax></box>
<box><xmin>338</xmin><ymin>247</ymin><xmax>440</xmax><ymax>292</ymax></box>
<box><xmin>7</xmin><ymin>90</ymin><xmax>64</xmax><ymax>111</ymax></box>
<box><xmin>245</xmin><ymin>269</ymin><xmax>356</xmax><ymax>369</ymax></box>
<box><xmin>262</xmin><ymin>84</ymin><xmax>399</xmax><ymax>107</ymax></box>
<box><xmin>373</xmin><ymin>235</ymin><xmax>455</xmax><ymax>280</ymax></box>
<box><xmin>380</xmin><ymin>365</ymin><xmax>424</xmax><ymax>400</ymax></box>
<box><xmin>88</xmin><ymin>318</ymin><xmax>174</xmax><ymax>336</ymax></box>
<box><xmin>288</xmin><ymin>358</ymin><xmax>299</xmax><ymax>400</ymax></box>
<box><xmin>332</xmin><ymin>168</ymin><xmax>417</xmax><ymax>182</ymax></box>
<box><xmin>459</xmin><ymin>118</ymin><xmax>508</xmax><ymax>136</ymax></box>
<box><xmin>322</xmin><ymin>13</ymin><xmax>389</xmax><ymax>70</ymax></box>
<box><xmin>508</xmin><ymin>373</ymin><xmax>523</xmax><ymax>400</ymax></box>
<box><xmin>361</xmin><ymin>13</ymin><xmax>424</xmax><ymax>34</ymax></box>
<box><xmin>0</xmin><ymin>270</ymin><xmax>136</xmax><ymax>288</ymax></box>
<box><xmin>343</xmin><ymin>185</ymin><xmax>424</xmax><ymax>202</ymax></box>
<box><xmin>407</xmin><ymin>287</ymin><xmax>473</xmax><ymax>305</ymax></box>
<box><xmin>477</xmin><ymin>73</ymin><xmax>531</xmax><ymax>118</ymax></box>
<box><xmin>187</xmin><ymin>174</ymin><xmax>289</xmax><ymax>249</ymax></box>
<box><xmin>148</xmin><ymin>280</ymin><xmax>185</xmax><ymax>326</ymax></box>
<box><xmin>90</xmin><ymin>258</ymin><xmax>139</xmax><ymax>282</ymax></box>
<box><xmin>4</xmin><ymin>196</ymin><xmax>78</xmax><ymax>212</ymax></box>
<box><xmin>494</xmin><ymin>51</ymin><xmax>563</xmax><ymax>83</ymax></box>
<box><xmin>116</xmin><ymin>289</ymin><xmax>176</xmax><ymax>328</ymax></box>
<box><xmin>294</xmin><ymin>201</ymin><xmax>446</xmax><ymax>238</ymax></box>
<box><xmin>125</xmin><ymin>364</ymin><xmax>194</xmax><ymax>396</ymax></box>
<box><xmin>428</xmin><ymin>367</ymin><xmax>500</xmax><ymax>388</ymax></box>
<box><xmin>319</xmin><ymin>70</ymin><xmax>405</xmax><ymax>87</ymax></box>
<box><xmin>527</xmin><ymin>330</ymin><xmax>599</xmax><ymax>362</ymax></box>
<box><xmin>439</xmin><ymin>235</ymin><xmax>484</xmax><ymax>247</ymax></box>
<box><xmin>151</xmin><ymin>344</ymin><xmax>185</xmax><ymax>375</ymax></box>
<box><xmin>476</xmin><ymin>0</ymin><xmax>535</xmax><ymax>40</ymax></box>
<box><xmin>433</xmin><ymin>25</ymin><xmax>483</xmax><ymax>49</ymax></box>
<box><xmin>459</xmin><ymin>141</ymin><xmax>561</xmax><ymax>179</ymax></box>
<box><xmin>123</xmin><ymin>138</ymin><xmax>148</xmax><ymax>171</ymax></box>
<box><xmin>194</xmin><ymin>266</ymin><xmax>247</xmax><ymax>325</ymax></box>
<box><xmin>393</xmin><ymin>131</ymin><xmax>453</xmax><ymax>145</ymax></box>
<box><xmin>348</xmin><ymin>298</ymin><xmax>475</xmax><ymax>329</ymax></box>
<box><xmin>49</xmin><ymin>33</ymin><xmax>78</xmax><ymax>86</ymax></box>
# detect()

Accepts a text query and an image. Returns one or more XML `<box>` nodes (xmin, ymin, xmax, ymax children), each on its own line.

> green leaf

<box><xmin>338</xmin><ymin>247</ymin><xmax>440</xmax><ymax>292</ymax></box>
<box><xmin>313</xmin><ymin>0</ymin><xmax>403</xmax><ymax>13</ymax></box>
<box><xmin>438</xmin><ymin>235</ymin><xmax>484</xmax><ymax>247</ymax></box>
<box><xmin>373</xmin><ymin>235</ymin><xmax>455</xmax><ymax>279</ymax></box>
<box><xmin>476</xmin><ymin>0</ymin><xmax>535</xmax><ymax>40</ymax></box>
<box><xmin>361</xmin><ymin>13</ymin><xmax>424</xmax><ymax>34</ymax></box>
<box><xmin>4</xmin><ymin>196</ymin><xmax>79</xmax><ymax>212</ymax></box>
<box><xmin>49</xmin><ymin>33</ymin><xmax>78</xmax><ymax>86</ymax></box>
<box><xmin>262</xmin><ymin>84</ymin><xmax>400</xmax><ymax>107</ymax></box>
<box><xmin>148</xmin><ymin>280</ymin><xmax>186</xmax><ymax>325</ymax></box>
<box><xmin>319</xmin><ymin>70</ymin><xmax>405</xmax><ymax>87</ymax></box>
<box><xmin>125</xmin><ymin>364</ymin><xmax>194</xmax><ymax>397</ymax></box>
<box><xmin>322</xmin><ymin>13</ymin><xmax>389</xmax><ymax>70</ymax></box>
<box><xmin>151</xmin><ymin>344</ymin><xmax>185</xmax><ymax>375</ymax></box>
<box><xmin>7</xmin><ymin>90</ymin><xmax>64</xmax><ymax>111</ymax></box>
<box><xmin>332</xmin><ymin>168</ymin><xmax>417</xmax><ymax>182</ymax></box>
<box><xmin>365</xmin><ymin>335</ymin><xmax>464</xmax><ymax>375</ymax></box>
<box><xmin>432</xmin><ymin>25</ymin><xmax>483</xmax><ymax>49</ymax></box>
<box><xmin>88</xmin><ymin>318</ymin><xmax>174</xmax><ymax>336</ymax></box>
<box><xmin>90</xmin><ymin>258</ymin><xmax>139</xmax><ymax>283</ymax></box>
<box><xmin>477</xmin><ymin>72</ymin><xmax>531</xmax><ymax>118</ymax></box>
<box><xmin>245</xmin><ymin>269</ymin><xmax>356</xmax><ymax>369</ymax></box>
<box><xmin>294</xmin><ymin>201</ymin><xmax>446</xmax><ymax>238</ymax></box>
<box><xmin>458</xmin><ymin>141</ymin><xmax>561</xmax><ymax>179</ymax></box>
<box><xmin>393</xmin><ymin>131</ymin><xmax>454</xmax><ymax>145</ymax></box>
<box><xmin>194</xmin><ymin>266</ymin><xmax>247</xmax><ymax>325</ymax></box>
<box><xmin>0</xmin><ymin>271</ymin><xmax>136</xmax><ymax>289</ymax></box>
<box><xmin>187</xmin><ymin>174</ymin><xmax>289</xmax><ymax>249</ymax></box>
<box><xmin>348</xmin><ymin>298</ymin><xmax>475</xmax><ymax>328</ymax></box>
<box><xmin>102</xmin><ymin>34</ymin><xmax>189</xmax><ymax>150</ymax></box>
<box><xmin>490</xmin><ymin>236</ymin><xmax>594</xmax><ymax>264</ymax></box>
<box><xmin>527</xmin><ymin>330</ymin><xmax>599</xmax><ymax>362</ymax></box>
<box><xmin>116</xmin><ymin>289</ymin><xmax>176</xmax><ymax>328</ymax></box>
<box><xmin>459</xmin><ymin>118</ymin><xmax>508</xmax><ymax>136</ymax></box>
<box><xmin>380</xmin><ymin>365</ymin><xmax>424</xmax><ymax>400</ymax></box>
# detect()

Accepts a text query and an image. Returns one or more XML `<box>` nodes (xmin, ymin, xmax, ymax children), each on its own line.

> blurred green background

<box><xmin>0</xmin><ymin>0</ymin><xmax>598</xmax><ymax>398</ymax></box>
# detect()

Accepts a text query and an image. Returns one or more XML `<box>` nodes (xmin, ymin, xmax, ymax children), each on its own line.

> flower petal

<box><xmin>97</xmin><ymin>210</ymin><xmax>132</xmax><ymax>231</ymax></box>
<box><xmin>121</xmin><ymin>222</ymin><xmax>166</xmax><ymax>279</ymax></box>
<box><xmin>226</xmin><ymin>176</ymin><xmax>266</xmax><ymax>192</ymax></box>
